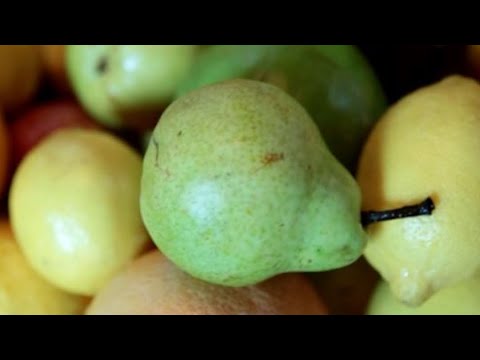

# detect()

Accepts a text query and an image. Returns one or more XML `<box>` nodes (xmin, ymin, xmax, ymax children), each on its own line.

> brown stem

<box><xmin>361</xmin><ymin>197</ymin><xmax>435</xmax><ymax>227</ymax></box>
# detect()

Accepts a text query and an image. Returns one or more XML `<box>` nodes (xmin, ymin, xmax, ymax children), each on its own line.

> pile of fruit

<box><xmin>2</xmin><ymin>45</ymin><xmax>480</xmax><ymax>315</ymax></box>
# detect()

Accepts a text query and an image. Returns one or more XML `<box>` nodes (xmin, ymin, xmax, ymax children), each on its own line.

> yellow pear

<box><xmin>357</xmin><ymin>75</ymin><xmax>480</xmax><ymax>306</ymax></box>
<box><xmin>0</xmin><ymin>219</ymin><xmax>88</xmax><ymax>315</ymax></box>
<box><xmin>368</xmin><ymin>279</ymin><xmax>480</xmax><ymax>315</ymax></box>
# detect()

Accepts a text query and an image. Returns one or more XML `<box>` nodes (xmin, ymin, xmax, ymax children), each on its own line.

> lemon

<box><xmin>357</xmin><ymin>75</ymin><xmax>480</xmax><ymax>306</ymax></box>
<box><xmin>9</xmin><ymin>128</ymin><xmax>149</xmax><ymax>296</ymax></box>
<box><xmin>0</xmin><ymin>219</ymin><xmax>88</xmax><ymax>314</ymax></box>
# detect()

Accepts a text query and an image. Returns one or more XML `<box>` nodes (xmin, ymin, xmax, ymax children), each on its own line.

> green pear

<box><xmin>175</xmin><ymin>45</ymin><xmax>387</xmax><ymax>172</ymax></box>
<box><xmin>140</xmin><ymin>79</ymin><xmax>367</xmax><ymax>287</ymax></box>
<box><xmin>66</xmin><ymin>45</ymin><xmax>198</xmax><ymax>130</ymax></box>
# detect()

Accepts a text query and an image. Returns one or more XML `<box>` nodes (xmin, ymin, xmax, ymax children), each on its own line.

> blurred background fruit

<box><xmin>0</xmin><ymin>111</ymin><xmax>9</xmax><ymax>198</ymax></box>
<box><xmin>0</xmin><ymin>45</ymin><xmax>42</xmax><ymax>113</ymax></box>
<box><xmin>66</xmin><ymin>45</ymin><xmax>199</xmax><ymax>130</ymax></box>
<box><xmin>9</xmin><ymin>99</ymin><xmax>100</xmax><ymax>167</ymax></box>
<box><xmin>0</xmin><ymin>219</ymin><xmax>89</xmax><ymax>315</ymax></box>
<box><xmin>358</xmin><ymin>45</ymin><xmax>468</xmax><ymax>104</ymax></box>
<box><xmin>465</xmin><ymin>45</ymin><xmax>480</xmax><ymax>80</ymax></box>
<box><xmin>40</xmin><ymin>45</ymin><xmax>71</xmax><ymax>95</ymax></box>
<box><xmin>86</xmin><ymin>250</ymin><xmax>329</xmax><ymax>315</ymax></box>
<box><xmin>9</xmin><ymin>128</ymin><xmax>150</xmax><ymax>296</ymax></box>
<box><xmin>176</xmin><ymin>45</ymin><xmax>387</xmax><ymax>172</ymax></box>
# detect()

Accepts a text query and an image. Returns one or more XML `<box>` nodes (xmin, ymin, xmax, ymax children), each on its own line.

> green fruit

<box><xmin>175</xmin><ymin>45</ymin><xmax>386</xmax><ymax>172</ymax></box>
<box><xmin>66</xmin><ymin>45</ymin><xmax>198</xmax><ymax>130</ymax></box>
<box><xmin>140</xmin><ymin>79</ymin><xmax>366</xmax><ymax>287</ymax></box>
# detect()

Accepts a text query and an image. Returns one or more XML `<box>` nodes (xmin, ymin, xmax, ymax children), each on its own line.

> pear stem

<box><xmin>361</xmin><ymin>197</ymin><xmax>435</xmax><ymax>227</ymax></box>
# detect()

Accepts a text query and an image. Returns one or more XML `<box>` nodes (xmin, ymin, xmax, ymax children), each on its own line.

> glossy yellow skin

<box><xmin>368</xmin><ymin>279</ymin><xmax>480</xmax><ymax>315</ymax></box>
<box><xmin>0</xmin><ymin>45</ymin><xmax>42</xmax><ymax>111</ymax></box>
<box><xmin>0</xmin><ymin>219</ymin><xmax>89</xmax><ymax>315</ymax></box>
<box><xmin>357</xmin><ymin>76</ymin><xmax>480</xmax><ymax>306</ymax></box>
<box><xmin>9</xmin><ymin>128</ymin><xmax>149</xmax><ymax>296</ymax></box>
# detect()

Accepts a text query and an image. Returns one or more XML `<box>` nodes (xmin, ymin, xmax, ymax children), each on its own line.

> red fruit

<box><xmin>10</xmin><ymin>99</ymin><xmax>100</xmax><ymax>166</ymax></box>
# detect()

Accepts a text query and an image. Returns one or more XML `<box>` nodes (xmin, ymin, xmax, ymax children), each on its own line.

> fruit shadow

<box><xmin>308</xmin><ymin>256</ymin><xmax>381</xmax><ymax>315</ymax></box>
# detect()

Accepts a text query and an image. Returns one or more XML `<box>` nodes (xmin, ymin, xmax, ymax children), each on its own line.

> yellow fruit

<box><xmin>368</xmin><ymin>279</ymin><xmax>480</xmax><ymax>315</ymax></box>
<box><xmin>0</xmin><ymin>219</ymin><xmax>88</xmax><ymax>314</ymax></box>
<box><xmin>9</xmin><ymin>128</ymin><xmax>150</xmax><ymax>296</ymax></box>
<box><xmin>357</xmin><ymin>75</ymin><xmax>480</xmax><ymax>306</ymax></box>
<box><xmin>0</xmin><ymin>45</ymin><xmax>42</xmax><ymax>111</ymax></box>
<box><xmin>86</xmin><ymin>250</ymin><xmax>329</xmax><ymax>315</ymax></box>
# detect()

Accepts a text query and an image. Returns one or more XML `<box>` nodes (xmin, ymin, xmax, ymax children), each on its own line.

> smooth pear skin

<box><xmin>141</xmin><ymin>79</ymin><xmax>366</xmax><ymax>287</ymax></box>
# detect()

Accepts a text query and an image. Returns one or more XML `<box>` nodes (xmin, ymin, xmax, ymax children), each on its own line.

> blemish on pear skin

<box><xmin>252</xmin><ymin>153</ymin><xmax>285</xmax><ymax>174</ymax></box>
<box><xmin>262</xmin><ymin>153</ymin><xmax>284</xmax><ymax>166</ymax></box>
<box><xmin>163</xmin><ymin>168</ymin><xmax>171</xmax><ymax>179</ymax></box>
<box><xmin>152</xmin><ymin>137</ymin><xmax>160</xmax><ymax>168</ymax></box>
<box><xmin>96</xmin><ymin>56</ymin><xmax>108</xmax><ymax>74</ymax></box>
<box><xmin>151</xmin><ymin>138</ymin><xmax>171</xmax><ymax>178</ymax></box>
<box><xmin>177</xmin><ymin>131</ymin><xmax>183</xmax><ymax>137</ymax></box>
